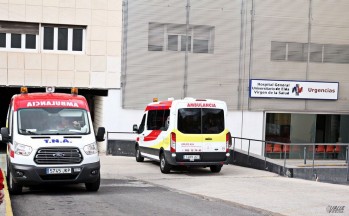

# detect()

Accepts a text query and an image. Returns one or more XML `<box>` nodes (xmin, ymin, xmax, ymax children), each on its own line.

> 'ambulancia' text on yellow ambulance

<box><xmin>133</xmin><ymin>97</ymin><xmax>232</xmax><ymax>173</ymax></box>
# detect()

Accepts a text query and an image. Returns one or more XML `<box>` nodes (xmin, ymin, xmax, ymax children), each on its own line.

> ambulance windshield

<box><xmin>178</xmin><ymin>108</ymin><xmax>224</xmax><ymax>134</ymax></box>
<box><xmin>17</xmin><ymin>108</ymin><xmax>90</xmax><ymax>135</ymax></box>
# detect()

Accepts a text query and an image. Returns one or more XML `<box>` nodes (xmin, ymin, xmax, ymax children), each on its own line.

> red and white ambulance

<box><xmin>0</xmin><ymin>87</ymin><xmax>105</xmax><ymax>194</ymax></box>
<box><xmin>133</xmin><ymin>97</ymin><xmax>231</xmax><ymax>173</ymax></box>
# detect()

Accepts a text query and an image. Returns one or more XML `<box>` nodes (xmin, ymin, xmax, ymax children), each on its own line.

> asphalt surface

<box><xmin>10</xmin><ymin>179</ymin><xmax>268</xmax><ymax>216</ymax></box>
<box><xmin>2</xmin><ymin>154</ymin><xmax>349</xmax><ymax>216</ymax></box>
<box><xmin>100</xmin><ymin>155</ymin><xmax>349</xmax><ymax>216</ymax></box>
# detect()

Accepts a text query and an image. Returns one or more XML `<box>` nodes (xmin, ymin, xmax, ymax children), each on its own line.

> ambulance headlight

<box><xmin>14</xmin><ymin>142</ymin><xmax>32</xmax><ymax>156</ymax></box>
<box><xmin>84</xmin><ymin>142</ymin><xmax>98</xmax><ymax>155</ymax></box>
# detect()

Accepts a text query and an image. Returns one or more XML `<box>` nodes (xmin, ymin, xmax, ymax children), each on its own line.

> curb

<box><xmin>2</xmin><ymin>170</ymin><xmax>13</xmax><ymax>216</ymax></box>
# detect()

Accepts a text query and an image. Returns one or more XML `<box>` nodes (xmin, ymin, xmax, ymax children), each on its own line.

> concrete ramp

<box><xmin>230</xmin><ymin>149</ymin><xmax>349</xmax><ymax>185</ymax></box>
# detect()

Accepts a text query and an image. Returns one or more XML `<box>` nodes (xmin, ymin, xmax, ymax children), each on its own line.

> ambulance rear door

<box><xmin>175</xmin><ymin>101</ymin><xmax>227</xmax><ymax>161</ymax></box>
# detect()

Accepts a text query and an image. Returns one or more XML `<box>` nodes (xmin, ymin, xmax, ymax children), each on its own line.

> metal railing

<box><xmin>231</xmin><ymin>136</ymin><xmax>349</xmax><ymax>181</ymax></box>
<box><xmin>105</xmin><ymin>133</ymin><xmax>349</xmax><ymax>181</ymax></box>
<box><xmin>106</xmin><ymin>131</ymin><xmax>135</xmax><ymax>142</ymax></box>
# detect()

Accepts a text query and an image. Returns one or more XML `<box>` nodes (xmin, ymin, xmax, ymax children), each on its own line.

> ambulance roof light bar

<box><xmin>20</xmin><ymin>86</ymin><xmax>28</xmax><ymax>94</ymax></box>
<box><xmin>46</xmin><ymin>86</ymin><xmax>55</xmax><ymax>93</ymax></box>
<box><xmin>153</xmin><ymin>98</ymin><xmax>158</xmax><ymax>102</ymax></box>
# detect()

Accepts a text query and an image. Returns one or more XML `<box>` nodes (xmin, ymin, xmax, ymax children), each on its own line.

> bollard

<box><xmin>304</xmin><ymin>146</ymin><xmax>307</xmax><ymax>164</ymax></box>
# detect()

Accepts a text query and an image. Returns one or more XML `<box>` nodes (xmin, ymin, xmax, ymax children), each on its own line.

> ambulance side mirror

<box><xmin>96</xmin><ymin>127</ymin><xmax>105</xmax><ymax>142</ymax></box>
<box><xmin>132</xmin><ymin>124</ymin><xmax>139</xmax><ymax>133</ymax></box>
<box><xmin>1</xmin><ymin>127</ymin><xmax>10</xmax><ymax>143</ymax></box>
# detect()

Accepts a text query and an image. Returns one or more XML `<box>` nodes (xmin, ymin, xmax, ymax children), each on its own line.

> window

<box><xmin>181</xmin><ymin>36</ymin><xmax>191</xmax><ymax>52</ymax></box>
<box><xmin>167</xmin><ymin>35</ymin><xmax>192</xmax><ymax>52</ymax></box>
<box><xmin>265</xmin><ymin>113</ymin><xmax>349</xmax><ymax>159</ymax></box>
<box><xmin>11</xmin><ymin>34</ymin><xmax>21</xmax><ymax>48</ymax></box>
<box><xmin>177</xmin><ymin>108</ymin><xmax>224</xmax><ymax>134</ymax></box>
<box><xmin>0</xmin><ymin>33</ymin><xmax>5</xmax><ymax>47</ymax></box>
<box><xmin>43</xmin><ymin>27</ymin><xmax>54</xmax><ymax>50</ymax></box>
<box><xmin>146</xmin><ymin>110</ymin><xmax>170</xmax><ymax>131</ymax></box>
<box><xmin>73</xmin><ymin>29</ymin><xmax>83</xmax><ymax>51</ymax></box>
<box><xmin>271</xmin><ymin>41</ymin><xmax>349</xmax><ymax>64</ymax></box>
<box><xmin>0</xmin><ymin>21</ymin><xmax>39</xmax><ymax>51</ymax></box>
<box><xmin>18</xmin><ymin>108</ymin><xmax>90</xmax><ymax>135</ymax></box>
<box><xmin>138</xmin><ymin>114</ymin><xmax>146</xmax><ymax>134</ymax></box>
<box><xmin>148</xmin><ymin>22</ymin><xmax>214</xmax><ymax>53</ymax></box>
<box><xmin>58</xmin><ymin>28</ymin><xmax>68</xmax><ymax>51</ymax></box>
<box><xmin>271</xmin><ymin>41</ymin><xmax>286</xmax><ymax>60</ymax></box>
<box><xmin>42</xmin><ymin>25</ymin><xmax>85</xmax><ymax>53</ymax></box>
<box><xmin>309</xmin><ymin>43</ymin><xmax>323</xmax><ymax>62</ymax></box>
<box><xmin>324</xmin><ymin>44</ymin><xmax>349</xmax><ymax>64</ymax></box>
<box><xmin>148</xmin><ymin>23</ymin><xmax>164</xmax><ymax>51</ymax></box>
<box><xmin>168</xmin><ymin>35</ymin><xmax>178</xmax><ymax>51</ymax></box>
<box><xmin>25</xmin><ymin>34</ymin><xmax>36</xmax><ymax>49</ymax></box>
<box><xmin>193</xmin><ymin>26</ymin><xmax>212</xmax><ymax>53</ymax></box>
<box><xmin>193</xmin><ymin>39</ymin><xmax>208</xmax><ymax>53</ymax></box>
<box><xmin>287</xmin><ymin>42</ymin><xmax>307</xmax><ymax>62</ymax></box>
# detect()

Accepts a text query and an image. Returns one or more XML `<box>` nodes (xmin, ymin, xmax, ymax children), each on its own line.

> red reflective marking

<box><xmin>10</xmin><ymin>150</ymin><xmax>14</xmax><ymax>158</ymax></box>
<box><xmin>144</xmin><ymin>130</ymin><xmax>162</xmax><ymax>141</ymax></box>
<box><xmin>136</xmin><ymin>137</ymin><xmax>139</xmax><ymax>142</ymax></box>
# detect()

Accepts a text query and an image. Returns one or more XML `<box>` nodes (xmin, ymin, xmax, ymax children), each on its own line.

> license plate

<box><xmin>183</xmin><ymin>155</ymin><xmax>200</xmax><ymax>161</ymax></box>
<box><xmin>46</xmin><ymin>168</ymin><xmax>72</xmax><ymax>174</ymax></box>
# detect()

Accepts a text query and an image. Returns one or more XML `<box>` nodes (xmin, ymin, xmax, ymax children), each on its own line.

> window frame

<box><xmin>41</xmin><ymin>26</ymin><xmax>86</xmax><ymax>54</ymax></box>
<box><xmin>0</xmin><ymin>32</ymin><xmax>39</xmax><ymax>52</ymax></box>
<box><xmin>148</xmin><ymin>22</ymin><xmax>214</xmax><ymax>54</ymax></box>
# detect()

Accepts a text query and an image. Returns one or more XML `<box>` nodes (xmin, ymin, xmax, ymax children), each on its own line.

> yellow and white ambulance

<box><xmin>0</xmin><ymin>87</ymin><xmax>105</xmax><ymax>194</ymax></box>
<box><xmin>133</xmin><ymin>98</ymin><xmax>232</xmax><ymax>173</ymax></box>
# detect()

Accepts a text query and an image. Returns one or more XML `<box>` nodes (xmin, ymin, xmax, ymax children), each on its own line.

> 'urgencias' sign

<box><xmin>249</xmin><ymin>79</ymin><xmax>338</xmax><ymax>100</ymax></box>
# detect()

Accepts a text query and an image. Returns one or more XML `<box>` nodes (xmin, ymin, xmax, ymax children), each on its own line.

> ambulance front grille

<box><xmin>34</xmin><ymin>148</ymin><xmax>83</xmax><ymax>164</ymax></box>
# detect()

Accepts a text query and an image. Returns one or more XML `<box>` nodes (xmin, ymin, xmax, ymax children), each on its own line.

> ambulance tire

<box><xmin>160</xmin><ymin>153</ymin><xmax>171</xmax><ymax>174</ymax></box>
<box><xmin>135</xmin><ymin>146</ymin><xmax>144</xmax><ymax>162</ymax></box>
<box><xmin>7</xmin><ymin>165</ymin><xmax>23</xmax><ymax>194</ymax></box>
<box><xmin>85</xmin><ymin>174</ymin><xmax>100</xmax><ymax>192</ymax></box>
<box><xmin>210</xmin><ymin>165</ymin><xmax>222</xmax><ymax>173</ymax></box>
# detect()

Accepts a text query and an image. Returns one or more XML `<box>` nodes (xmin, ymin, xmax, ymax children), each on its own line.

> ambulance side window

<box><xmin>146</xmin><ymin>110</ymin><xmax>170</xmax><ymax>131</ymax></box>
<box><xmin>138</xmin><ymin>114</ymin><xmax>146</xmax><ymax>134</ymax></box>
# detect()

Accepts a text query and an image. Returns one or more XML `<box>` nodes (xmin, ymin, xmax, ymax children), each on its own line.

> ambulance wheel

<box><xmin>135</xmin><ymin>146</ymin><xmax>144</xmax><ymax>162</ymax></box>
<box><xmin>210</xmin><ymin>165</ymin><xmax>222</xmax><ymax>173</ymax></box>
<box><xmin>7</xmin><ymin>166</ymin><xmax>22</xmax><ymax>194</ymax></box>
<box><xmin>160</xmin><ymin>153</ymin><xmax>171</xmax><ymax>174</ymax></box>
<box><xmin>85</xmin><ymin>174</ymin><xmax>100</xmax><ymax>192</ymax></box>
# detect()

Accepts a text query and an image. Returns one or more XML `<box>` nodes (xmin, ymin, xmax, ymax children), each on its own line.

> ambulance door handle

<box><xmin>205</xmin><ymin>138</ymin><xmax>212</xmax><ymax>140</ymax></box>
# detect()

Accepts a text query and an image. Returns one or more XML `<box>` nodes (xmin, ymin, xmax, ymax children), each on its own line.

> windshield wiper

<box><xmin>19</xmin><ymin>129</ymin><xmax>38</xmax><ymax>135</ymax></box>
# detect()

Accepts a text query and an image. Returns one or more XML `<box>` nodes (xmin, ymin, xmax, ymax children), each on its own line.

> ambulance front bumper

<box><xmin>9</xmin><ymin>161</ymin><xmax>100</xmax><ymax>186</ymax></box>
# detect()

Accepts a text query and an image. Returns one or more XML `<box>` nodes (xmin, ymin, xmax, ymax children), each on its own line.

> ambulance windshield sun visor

<box><xmin>17</xmin><ymin>108</ymin><xmax>90</xmax><ymax>135</ymax></box>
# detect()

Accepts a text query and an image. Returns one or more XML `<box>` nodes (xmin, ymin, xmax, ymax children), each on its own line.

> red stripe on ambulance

<box><xmin>144</xmin><ymin>130</ymin><xmax>162</xmax><ymax>141</ymax></box>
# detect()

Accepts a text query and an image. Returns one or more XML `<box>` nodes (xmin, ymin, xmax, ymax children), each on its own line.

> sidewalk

<box><xmin>100</xmin><ymin>155</ymin><xmax>349</xmax><ymax>216</ymax></box>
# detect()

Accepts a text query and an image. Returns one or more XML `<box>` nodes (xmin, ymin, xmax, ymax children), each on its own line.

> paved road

<box><xmin>100</xmin><ymin>156</ymin><xmax>349</xmax><ymax>216</ymax></box>
<box><xmin>6</xmin><ymin>155</ymin><xmax>349</xmax><ymax>216</ymax></box>
<box><xmin>10</xmin><ymin>179</ymin><xmax>268</xmax><ymax>216</ymax></box>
